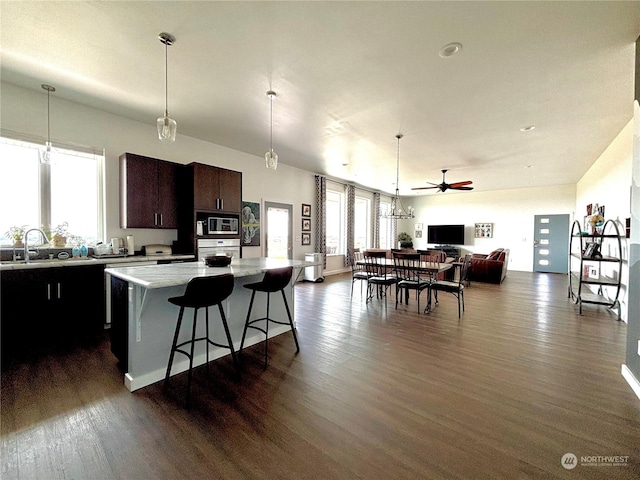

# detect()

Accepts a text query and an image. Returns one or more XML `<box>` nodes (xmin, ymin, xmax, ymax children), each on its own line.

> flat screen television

<box><xmin>427</xmin><ymin>224</ymin><xmax>465</xmax><ymax>245</ymax></box>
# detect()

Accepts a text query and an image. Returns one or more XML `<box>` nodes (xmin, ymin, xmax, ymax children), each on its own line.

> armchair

<box><xmin>468</xmin><ymin>248</ymin><xmax>509</xmax><ymax>284</ymax></box>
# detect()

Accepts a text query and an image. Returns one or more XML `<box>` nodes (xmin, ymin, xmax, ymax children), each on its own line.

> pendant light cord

<box><xmin>47</xmin><ymin>88</ymin><xmax>51</xmax><ymax>143</ymax></box>
<box><xmin>395</xmin><ymin>135</ymin><xmax>401</xmax><ymax>196</ymax></box>
<box><xmin>164</xmin><ymin>41</ymin><xmax>169</xmax><ymax>116</ymax></box>
<box><xmin>269</xmin><ymin>94</ymin><xmax>273</xmax><ymax>151</ymax></box>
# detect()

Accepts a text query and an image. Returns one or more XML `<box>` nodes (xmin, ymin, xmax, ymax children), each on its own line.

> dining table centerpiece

<box><xmin>397</xmin><ymin>231</ymin><xmax>413</xmax><ymax>249</ymax></box>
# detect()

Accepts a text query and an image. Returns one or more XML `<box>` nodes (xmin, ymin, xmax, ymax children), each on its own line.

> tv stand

<box><xmin>434</xmin><ymin>245</ymin><xmax>460</xmax><ymax>259</ymax></box>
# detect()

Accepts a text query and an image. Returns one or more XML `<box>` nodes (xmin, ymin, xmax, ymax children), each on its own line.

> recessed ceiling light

<box><xmin>526</xmin><ymin>165</ymin><xmax>534</xmax><ymax>169</ymax></box>
<box><xmin>439</xmin><ymin>42</ymin><xmax>462</xmax><ymax>58</ymax></box>
<box><xmin>520</xmin><ymin>125</ymin><xmax>536</xmax><ymax>132</ymax></box>
<box><xmin>342</xmin><ymin>163</ymin><xmax>348</xmax><ymax>167</ymax></box>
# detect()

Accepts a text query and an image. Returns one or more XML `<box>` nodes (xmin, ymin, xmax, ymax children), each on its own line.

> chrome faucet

<box><xmin>24</xmin><ymin>228</ymin><xmax>50</xmax><ymax>263</ymax></box>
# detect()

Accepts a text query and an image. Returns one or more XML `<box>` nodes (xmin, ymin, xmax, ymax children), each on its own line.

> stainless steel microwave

<box><xmin>208</xmin><ymin>216</ymin><xmax>239</xmax><ymax>235</ymax></box>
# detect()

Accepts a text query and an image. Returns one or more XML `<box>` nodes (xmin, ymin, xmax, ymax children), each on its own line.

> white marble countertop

<box><xmin>0</xmin><ymin>254</ymin><xmax>195</xmax><ymax>271</ymax></box>
<box><xmin>105</xmin><ymin>257</ymin><xmax>320</xmax><ymax>289</ymax></box>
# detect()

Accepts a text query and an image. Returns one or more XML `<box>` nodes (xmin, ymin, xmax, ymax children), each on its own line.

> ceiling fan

<box><xmin>411</xmin><ymin>169</ymin><xmax>474</xmax><ymax>192</ymax></box>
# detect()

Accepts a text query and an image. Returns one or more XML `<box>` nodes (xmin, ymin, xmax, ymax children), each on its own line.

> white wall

<box><xmin>576</xmin><ymin>120</ymin><xmax>633</xmax><ymax>322</ymax></box>
<box><xmin>0</xmin><ymin>82</ymin><xmax>317</xmax><ymax>260</ymax></box>
<box><xmin>398</xmin><ymin>184</ymin><xmax>577</xmax><ymax>272</ymax></box>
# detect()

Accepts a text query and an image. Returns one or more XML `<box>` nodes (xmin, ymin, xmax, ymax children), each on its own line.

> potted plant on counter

<box><xmin>49</xmin><ymin>222</ymin><xmax>70</xmax><ymax>247</ymax></box>
<box><xmin>397</xmin><ymin>232</ymin><xmax>413</xmax><ymax>249</ymax></box>
<box><xmin>4</xmin><ymin>225</ymin><xmax>27</xmax><ymax>247</ymax></box>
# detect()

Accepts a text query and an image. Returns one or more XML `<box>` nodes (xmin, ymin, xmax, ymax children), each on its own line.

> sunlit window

<box><xmin>326</xmin><ymin>189</ymin><xmax>344</xmax><ymax>254</ymax></box>
<box><xmin>0</xmin><ymin>137</ymin><xmax>104</xmax><ymax>246</ymax></box>
<box><xmin>379</xmin><ymin>201</ymin><xmax>392</xmax><ymax>249</ymax></box>
<box><xmin>354</xmin><ymin>195</ymin><xmax>370</xmax><ymax>250</ymax></box>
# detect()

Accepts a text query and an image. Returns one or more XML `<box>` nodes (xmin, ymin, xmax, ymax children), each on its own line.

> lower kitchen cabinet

<box><xmin>1</xmin><ymin>264</ymin><xmax>105</xmax><ymax>361</ymax></box>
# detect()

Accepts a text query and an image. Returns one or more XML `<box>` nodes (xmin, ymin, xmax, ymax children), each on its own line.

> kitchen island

<box><xmin>105</xmin><ymin>257</ymin><xmax>319</xmax><ymax>391</ymax></box>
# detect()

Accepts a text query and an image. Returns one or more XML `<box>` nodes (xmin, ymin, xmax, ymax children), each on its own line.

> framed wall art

<box><xmin>474</xmin><ymin>223</ymin><xmax>493</xmax><ymax>238</ymax></box>
<box><xmin>302</xmin><ymin>203</ymin><xmax>311</xmax><ymax>217</ymax></box>
<box><xmin>241</xmin><ymin>201</ymin><xmax>261</xmax><ymax>246</ymax></box>
<box><xmin>302</xmin><ymin>218</ymin><xmax>311</xmax><ymax>232</ymax></box>
<box><xmin>301</xmin><ymin>233</ymin><xmax>311</xmax><ymax>245</ymax></box>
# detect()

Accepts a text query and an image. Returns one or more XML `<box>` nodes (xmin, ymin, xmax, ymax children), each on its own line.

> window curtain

<box><xmin>392</xmin><ymin>219</ymin><xmax>397</xmax><ymax>249</ymax></box>
<box><xmin>344</xmin><ymin>184</ymin><xmax>355</xmax><ymax>267</ymax></box>
<box><xmin>314</xmin><ymin>175</ymin><xmax>327</xmax><ymax>268</ymax></box>
<box><xmin>373</xmin><ymin>192</ymin><xmax>380</xmax><ymax>248</ymax></box>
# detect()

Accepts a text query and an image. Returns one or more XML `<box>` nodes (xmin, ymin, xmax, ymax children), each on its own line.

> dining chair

<box><xmin>348</xmin><ymin>248</ymin><xmax>368</xmax><ymax>298</ymax></box>
<box><xmin>393</xmin><ymin>252</ymin><xmax>431</xmax><ymax>312</ymax></box>
<box><xmin>363</xmin><ymin>250</ymin><xmax>397</xmax><ymax>306</ymax></box>
<box><xmin>429</xmin><ymin>254</ymin><xmax>471</xmax><ymax>318</ymax></box>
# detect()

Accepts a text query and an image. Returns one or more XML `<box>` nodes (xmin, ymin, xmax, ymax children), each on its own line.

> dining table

<box><xmin>355</xmin><ymin>257</ymin><xmax>452</xmax><ymax>311</ymax></box>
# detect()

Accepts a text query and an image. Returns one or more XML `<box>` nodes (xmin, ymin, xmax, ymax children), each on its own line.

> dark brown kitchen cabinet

<box><xmin>1</xmin><ymin>265</ymin><xmax>105</xmax><ymax>361</ymax></box>
<box><xmin>176</xmin><ymin>162</ymin><xmax>242</xmax><ymax>255</ymax></box>
<box><xmin>120</xmin><ymin>152</ymin><xmax>178</xmax><ymax>228</ymax></box>
<box><xmin>191</xmin><ymin>163</ymin><xmax>242</xmax><ymax>213</ymax></box>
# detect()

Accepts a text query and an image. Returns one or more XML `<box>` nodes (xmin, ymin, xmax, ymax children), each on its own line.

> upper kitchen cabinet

<box><xmin>120</xmin><ymin>153</ymin><xmax>178</xmax><ymax>229</ymax></box>
<box><xmin>188</xmin><ymin>163</ymin><xmax>242</xmax><ymax>213</ymax></box>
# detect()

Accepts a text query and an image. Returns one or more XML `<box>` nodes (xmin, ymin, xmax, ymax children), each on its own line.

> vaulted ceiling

<box><xmin>2</xmin><ymin>1</ymin><xmax>639</xmax><ymax>195</ymax></box>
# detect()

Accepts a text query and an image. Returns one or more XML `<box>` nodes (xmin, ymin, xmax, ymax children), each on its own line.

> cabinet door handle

<box><xmin>220</xmin><ymin>198</ymin><xmax>224</xmax><ymax>210</ymax></box>
<box><xmin>159</xmin><ymin>213</ymin><xmax>163</xmax><ymax>226</ymax></box>
<box><xmin>47</xmin><ymin>283</ymin><xmax>51</xmax><ymax>300</ymax></box>
<box><xmin>57</xmin><ymin>282</ymin><xmax>61</xmax><ymax>299</ymax></box>
<box><xmin>154</xmin><ymin>213</ymin><xmax>158</xmax><ymax>226</ymax></box>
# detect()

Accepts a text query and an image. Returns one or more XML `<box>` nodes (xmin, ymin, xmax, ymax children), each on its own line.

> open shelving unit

<box><xmin>568</xmin><ymin>219</ymin><xmax>622</xmax><ymax>319</ymax></box>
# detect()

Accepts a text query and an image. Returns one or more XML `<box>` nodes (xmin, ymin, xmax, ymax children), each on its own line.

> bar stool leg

<box><xmin>165</xmin><ymin>306</ymin><xmax>185</xmax><ymax>386</ymax></box>
<box><xmin>263</xmin><ymin>293</ymin><xmax>270</xmax><ymax>369</ymax></box>
<box><xmin>205</xmin><ymin>306</ymin><xmax>210</xmax><ymax>371</ymax></box>
<box><xmin>239</xmin><ymin>290</ymin><xmax>257</xmax><ymax>353</ymax></box>
<box><xmin>218</xmin><ymin>303</ymin><xmax>240</xmax><ymax>380</ymax></box>
<box><xmin>185</xmin><ymin>308</ymin><xmax>200</xmax><ymax>408</ymax></box>
<box><xmin>281</xmin><ymin>289</ymin><xmax>299</xmax><ymax>352</ymax></box>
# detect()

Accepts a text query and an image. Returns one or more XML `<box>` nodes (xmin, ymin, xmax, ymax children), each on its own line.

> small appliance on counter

<box><xmin>93</xmin><ymin>240</ymin><xmax>129</xmax><ymax>258</ymax></box>
<box><xmin>126</xmin><ymin>235</ymin><xmax>135</xmax><ymax>255</ymax></box>
<box><xmin>142</xmin><ymin>244</ymin><xmax>173</xmax><ymax>256</ymax></box>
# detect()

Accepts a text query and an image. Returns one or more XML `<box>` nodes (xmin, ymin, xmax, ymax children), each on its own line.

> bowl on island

<box><xmin>203</xmin><ymin>254</ymin><xmax>233</xmax><ymax>267</ymax></box>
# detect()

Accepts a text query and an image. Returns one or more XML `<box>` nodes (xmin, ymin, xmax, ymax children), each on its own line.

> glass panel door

<box><xmin>265</xmin><ymin>202</ymin><xmax>292</xmax><ymax>259</ymax></box>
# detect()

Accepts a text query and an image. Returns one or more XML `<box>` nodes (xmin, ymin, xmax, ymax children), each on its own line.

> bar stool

<box><xmin>164</xmin><ymin>274</ymin><xmax>239</xmax><ymax>408</ymax></box>
<box><xmin>239</xmin><ymin>266</ymin><xmax>299</xmax><ymax>368</ymax></box>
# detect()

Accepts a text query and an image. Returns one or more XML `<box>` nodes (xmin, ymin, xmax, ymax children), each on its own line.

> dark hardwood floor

<box><xmin>2</xmin><ymin>271</ymin><xmax>639</xmax><ymax>479</ymax></box>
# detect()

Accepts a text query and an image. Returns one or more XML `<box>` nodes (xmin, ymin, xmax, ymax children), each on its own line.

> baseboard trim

<box><xmin>621</xmin><ymin>364</ymin><xmax>640</xmax><ymax>401</ymax></box>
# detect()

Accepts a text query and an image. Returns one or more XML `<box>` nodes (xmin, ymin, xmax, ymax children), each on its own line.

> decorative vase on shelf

<box><xmin>588</xmin><ymin>214</ymin><xmax>604</xmax><ymax>235</ymax></box>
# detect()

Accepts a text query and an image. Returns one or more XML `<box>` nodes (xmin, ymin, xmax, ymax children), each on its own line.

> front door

<box><xmin>533</xmin><ymin>214</ymin><xmax>570</xmax><ymax>273</ymax></box>
<box><xmin>265</xmin><ymin>202</ymin><xmax>293</xmax><ymax>259</ymax></box>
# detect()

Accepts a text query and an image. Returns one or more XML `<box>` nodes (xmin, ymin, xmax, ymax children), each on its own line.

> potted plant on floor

<box><xmin>397</xmin><ymin>232</ymin><xmax>413</xmax><ymax>249</ymax></box>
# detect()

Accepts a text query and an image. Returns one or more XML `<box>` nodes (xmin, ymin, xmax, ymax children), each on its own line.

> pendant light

<box><xmin>265</xmin><ymin>90</ymin><xmax>278</xmax><ymax>170</ymax></box>
<box><xmin>40</xmin><ymin>84</ymin><xmax>56</xmax><ymax>164</ymax></box>
<box><xmin>380</xmin><ymin>134</ymin><xmax>415</xmax><ymax>220</ymax></box>
<box><xmin>157</xmin><ymin>32</ymin><xmax>177</xmax><ymax>142</ymax></box>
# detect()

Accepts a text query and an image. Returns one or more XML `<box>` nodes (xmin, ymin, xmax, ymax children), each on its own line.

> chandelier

<box><xmin>381</xmin><ymin>134</ymin><xmax>414</xmax><ymax>219</ymax></box>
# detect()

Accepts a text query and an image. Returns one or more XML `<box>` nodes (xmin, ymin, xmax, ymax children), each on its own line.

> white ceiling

<box><xmin>2</xmin><ymin>1</ymin><xmax>639</xmax><ymax>196</ymax></box>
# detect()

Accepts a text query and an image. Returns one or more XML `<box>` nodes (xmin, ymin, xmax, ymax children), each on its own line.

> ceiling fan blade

<box><xmin>449</xmin><ymin>180</ymin><xmax>473</xmax><ymax>188</ymax></box>
<box><xmin>450</xmin><ymin>186</ymin><xmax>474</xmax><ymax>190</ymax></box>
<box><xmin>411</xmin><ymin>186</ymin><xmax>440</xmax><ymax>190</ymax></box>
